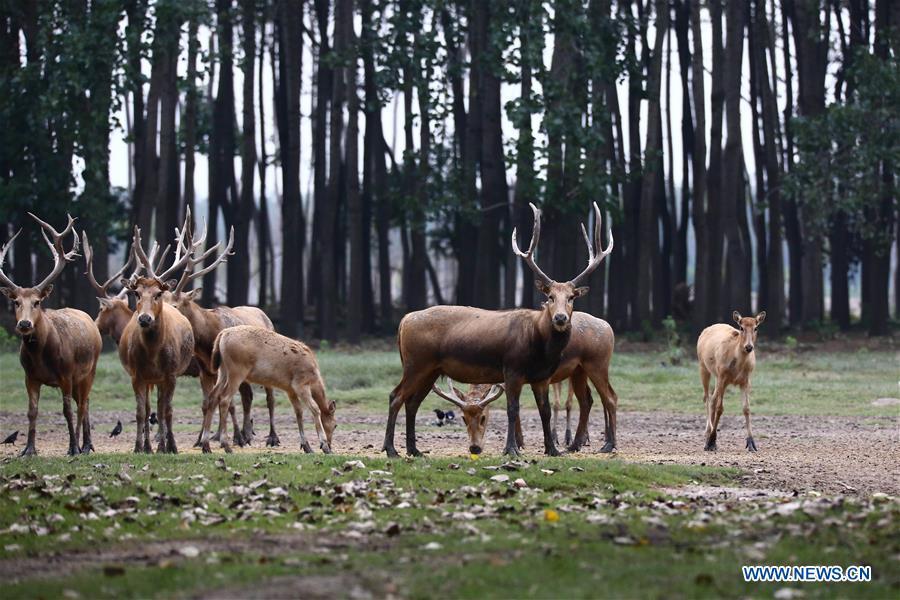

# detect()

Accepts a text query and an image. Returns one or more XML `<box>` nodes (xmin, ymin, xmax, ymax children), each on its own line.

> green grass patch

<box><xmin>2</xmin><ymin>348</ymin><xmax>896</xmax><ymax>417</ymax></box>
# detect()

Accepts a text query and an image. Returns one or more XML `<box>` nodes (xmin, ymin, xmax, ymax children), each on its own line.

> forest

<box><xmin>0</xmin><ymin>0</ymin><xmax>897</xmax><ymax>342</ymax></box>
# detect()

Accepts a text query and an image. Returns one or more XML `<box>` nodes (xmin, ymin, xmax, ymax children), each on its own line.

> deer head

<box><xmin>0</xmin><ymin>213</ymin><xmax>79</xmax><ymax>336</ymax></box>
<box><xmin>432</xmin><ymin>379</ymin><xmax>504</xmax><ymax>455</ymax></box>
<box><xmin>512</xmin><ymin>202</ymin><xmax>613</xmax><ymax>332</ymax></box>
<box><xmin>733</xmin><ymin>311</ymin><xmax>766</xmax><ymax>354</ymax></box>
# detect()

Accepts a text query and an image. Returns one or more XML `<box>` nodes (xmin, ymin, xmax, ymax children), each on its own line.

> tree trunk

<box><xmin>690</xmin><ymin>0</ymin><xmax>710</xmax><ymax>334</ymax></box>
<box><xmin>184</xmin><ymin>14</ymin><xmax>199</xmax><ymax>221</ymax></box>
<box><xmin>346</xmin><ymin>0</ymin><xmax>363</xmax><ymax>344</ymax></box>
<box><xmin>635</xmin><ymin>0</ymin><xmax>667</xmax><ymax>326</ymax></box>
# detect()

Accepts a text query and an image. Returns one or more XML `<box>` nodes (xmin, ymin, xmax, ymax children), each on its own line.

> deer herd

<box><xmin>0</xmin><ymin>208</ymin><xmax>767</xmax><ymax>459</ymax></box>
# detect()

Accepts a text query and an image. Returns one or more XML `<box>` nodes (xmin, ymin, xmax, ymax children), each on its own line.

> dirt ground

<box><xmin>2</xmin><ymin>404</ymin><xmax>897</xmax><ymax>497</ymax></box>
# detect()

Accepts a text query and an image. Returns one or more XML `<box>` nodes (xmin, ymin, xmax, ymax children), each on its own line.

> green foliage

<box><xmin>786</xmin><ymin>51</ymin><xmax>899</xmax><ymax>257</ymax></box>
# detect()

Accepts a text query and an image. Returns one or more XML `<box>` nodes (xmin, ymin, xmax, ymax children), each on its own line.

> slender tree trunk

<box><xmin>183</xmin><ymin>14</ymin><xmax>199</xmax><ymax>222</ymax></box>
<box><xmin>256</xmin><ymin>10</ymin><xmax>269</xmax><ymax>308</ymax></box>
<box><xmin>346</xmin><ymin>0</ymin><xmax>363</xmax><ymax>344</ymax></box>
<box><xmin>690</xmin><ymin>0</ymin><xmax>710</xmax><ymax>333</ymax></box>
<box><xmin>309</xmin><ymin>0</ymin><xmax>331</xmax><ymax>311</ymax></box>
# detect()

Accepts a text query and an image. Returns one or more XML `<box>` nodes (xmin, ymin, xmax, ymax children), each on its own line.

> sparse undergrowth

<box><xmin>1</xmin><ymin>455</ymin><xmax>897</xmax><ymax>598</ymax></box>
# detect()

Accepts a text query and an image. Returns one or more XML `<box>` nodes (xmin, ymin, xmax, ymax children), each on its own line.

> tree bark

<box><xmin>346</xmin><ymin>0</ymin><xmax>363</xmax><ymax>344</ymax></box>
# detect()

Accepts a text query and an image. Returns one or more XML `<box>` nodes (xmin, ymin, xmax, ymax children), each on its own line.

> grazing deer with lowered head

<box><xmin>431</xmin><ymin>381</ymin><xmax>507</xmax><ymax>454</ymax></box>
<box><xmin>383</xmin><ymin>202</ymin><xmax>612</xmax><ymax>458</ymax></box>
<box><xmin>206</xmin><ymin>325</ymin><xmax>336</xmax><ymax>453</ymax></box>
<box><xmin>118</xmin><ymin>225</ymin><xmax>195</xmax><ymax>453</ymax></box>
<box><xmin>0</xmin><ymin>214</ymin><xmax>102</xmax><ymax>456</ymax></box>
<box><xmin>432</xmin><ymin>311</ymin><xmax>618</xmax><ymax>454</ymax></box>
<box><xmin>163</xmin><ymin>219</ymin><xmax>280</xmax><ymax>448</ymax></box>
<box><xmin>697</xmin><ymin>311</ymin><xmax>766</xmax><ymax>452</ymax></box>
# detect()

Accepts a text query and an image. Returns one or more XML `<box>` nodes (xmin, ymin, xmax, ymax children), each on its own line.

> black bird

<box><xmin>444</xmin><ymin>410</ymin><xmax>456</xmax><ymax>424</ymax></box>
<box><xmin>2</xmin><ymin>431</ymin><xmax>19</xmax><ymax>445</ymax></box>
<box><xmin>149</xmin><ymin>412</ymin><xmax>158</xmax><ymax>426</ymax></box>
<box><xmin>109</xmin><ymin>420</ymin><xmax>123</xmax><ymax>438</ymax></box>
<box><xmin>433</xmin><ymin>408</ymin><xmax>446</xmax><ymax>421</ymax></box>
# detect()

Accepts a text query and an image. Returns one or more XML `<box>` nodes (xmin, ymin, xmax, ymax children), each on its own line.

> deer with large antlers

<box><xmin>0</xmin><ymin>214</ymin><xmax>102</xmax><ymax>456</ymax></box>
<box><xmin>163</xmin><ymin>219</ymin><xmax>280</xmax><ymax>448</ymax></box>
<box><xmin>431</xmin><ymin>311</ymin><xmax>619</xmax><ymax>455</ymax></box>
<box><xmin>383</xmin><ymin>202</ymin><xmax>612</xmax><ymax>458</ymax></box>
<box><xmin>117</xmin><ymin>225</ymin><xmax>195</xmax><ymax>453</ymax></box>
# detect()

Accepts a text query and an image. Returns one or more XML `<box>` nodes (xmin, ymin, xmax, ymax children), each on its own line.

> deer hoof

<box><xmin>233</xmin><ymin>430</ymin><xmax>246</xmax><ymax>448</ymax></box>
<box><xmin>320</xmin><ymin>442</ymin><xmax>332</xmax><ymax>455</ymax></box>
<box><xmin>565</xmin><ymin>429</ymin><xmax>573</xmax><ymax>446</ymax></box>
<box><xmin>80</xmin><ymin>443</ymin><xmax>94</xmax><ymax>454</ymax></box>
<box><xmin>67</xmin><ymin>445</ymin><xmax>81</xmax><ymax>457</ymax></box>
<box><xmin>201</xmin><ymin>442</ymin><xmax>212</xmax><ymax>454</ymax></box>
<box><xmin>384</xmin><ymin>446</ymin><xmax>400</xmax><ymax>459</ymax></box>
<box><xmin>407</xmin><ymin>448</ymin><xmax>423</xmax><ymax>458</ymax></box>
<box><xmin>19</xmin><ymin>445</ymin><xmax>36</xmax><ymax>457</ymax></box>
<box><xmin>599</xmin><ymin>441</ymin><xmax>616</xmax><ymax>453</ymax></box>
<box><xmin>545</xmin><ymin>446</ymin><xmax>563</xmax><ymax>457</ymax></box>
<box><xmin>503</xmin><ymin>445</ymin><xmax>521</xmax><ymax>458</ymax></box>
<box><xmin>241</xmin><ymin>428</ymin><xmax>254</xmax><ymax>445</ymax></box>
<box><xmin>746</xmin><ymin>437</ymin><xmax>758</xmax><ymax>452</ymax></box>
<box><xmin>704</xmin><ymin>441</ymin><xmax>717</xmax><ymax>452</ymax></box>
<box><xmin>301</xmin><ymin>442</ymin><xmax>313</xmax><ymax>454</ymax></box>
<box><xmin>266</xmin><ymin>434</ymin><xmax>281</xmax><ymax>448</ymax></box>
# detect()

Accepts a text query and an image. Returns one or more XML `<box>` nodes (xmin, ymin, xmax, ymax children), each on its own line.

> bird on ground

<box><xmin>109</xmin><ymin>420</ymin><xmax>123</xmax><ymax>438</ymax></box>
<box><xmin>444</xmin><ymin>410</ymin><xmax>456</xmax><ymax>424</ymax></box>
<box><xmin>1</xmin><ymin>431</ymin><xmax>19</xmax><ymax>445</ymax></box>
<box><xmin>432</xmin><ymin>408</ymin><xmax>446</xmax><ymax>427</ymax></box>
<box><xmin>149</xmin><ymin>412</ymin><xmax>158</xmax><ymax>426</ymax></box>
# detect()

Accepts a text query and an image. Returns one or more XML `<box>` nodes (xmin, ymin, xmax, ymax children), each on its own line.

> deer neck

<box><xmin>537</xmin><ymin>310</ymin><xmax>572</xmax><ymax>360</ymax></box>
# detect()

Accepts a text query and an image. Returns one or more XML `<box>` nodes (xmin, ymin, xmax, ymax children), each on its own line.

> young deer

<box><xmin>431</xmin><ymin>380</ymin><xmax>506</xmax><ymax>455</ymax></box>
<box><xmin>206</xmin><ymin>326</ymin><xmax>336</xmax><ymax>454</ymax></box>
<box><xmin>164</xmin><ymin>217</ymin><xmax>279</xmax><ymax>448</ymax></box>
<box><xmin>697</xmin><ymin>311</ymin><xmax>767</xmax><ymax>452</ymax></box>
<box><xmin>0</xmin><ymin>214</ymin><xmax>102</xmax><ymax>456</ymax></box>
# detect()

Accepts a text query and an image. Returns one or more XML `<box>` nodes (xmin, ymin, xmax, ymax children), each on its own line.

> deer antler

<box><xmin>477</xmin><ymin>384</ymin><xmax>505</xmax><ymax>408</ymax></box>
<box><xmin>83</xmin><ymin>231</ymin><xmax>136</xmax><ymax>299</ymax></box>
<box><xmin>0</xmin><ymin>229</ymin><xmax>22</xmax><ymax>289</ymax></box>
<box><xmin>431</xmin><ymin>379</ymin><xmax>467</xmax><ymax>409</ymax></box>
<box><xmin>132</xmin><ymin>209</ymin><xmax>193</xmax><ymax>284</ymax></box>
<box><xmin>569</xmin><ymin>202</ymin><xmax>613</xmax><ymax>287</ymax></box>
<box><xmin>28</xmin><ymin>213</ymin><xmax>79</xmax><ymax>293</ymax></box>
<box><xmin>172</xmin><ymin>220</ymin><xmax>236</xmax><ymax>295</ymax></box>
<box><xmin>511</xmin><ymin>203</ymin><xmax>553</xmax><ymax>286</ymax></box>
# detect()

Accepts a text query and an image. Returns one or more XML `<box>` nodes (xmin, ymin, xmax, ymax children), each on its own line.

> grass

<box><xmin>1</xmin><ymin>454</ymin><xmax>896</xmax><ymax>599</ymax></box>
<box><xmin>2</xmin><ymin>346</ymin><xmax>896</xmax><ymax>416</ymax></box>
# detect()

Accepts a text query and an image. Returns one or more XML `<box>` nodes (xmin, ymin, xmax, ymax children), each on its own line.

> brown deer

<box><xmin>205</xmin><ymin>325</ymin><xmax>336</xmax><ymax>454</ymax></box>
<box><xmin>164</xmin><ymin>222</ymin><xmax>280</xmax><ymax>448</ymax></box>
<box><xmin>697</xmin><ymin>311</ymin><xmax>766</xmax><ymax>452</ymax></box>
<box><xmin>0</xmin><ymin>214</ymin><xmax>102</xmax><ymax>456</ymax></box>
<box><xmin>430</xmin><ymin>311</ymin><xmax>618</xmax><ymax>455</ymax></box>
<box><xmin>431</xmin><ymin>381</ymin><xmax>506</xmax><ymax>454</ymax></box>
<box><xmin>118</xmin><ymin>226</ymin><xmax>195</xmax><ymax>453</ymax></box>
<box><xmin>383</xmin><ymin>202</ymin><xmax>612</xmax><ymax>458</ymax></box>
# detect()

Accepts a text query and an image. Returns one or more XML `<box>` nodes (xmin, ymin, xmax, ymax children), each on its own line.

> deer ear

<box><xmin>187</xmin><ymin>288</ymin><xmax>203</xmax><ymax>300</ymax></box>
<box><xmin>535</xmin><ymin>280</ymin><xmax>551</xmax><ymax>295</ymax></box>
<box><xmin>732</xmin><ymin>311</ymin><xmax>742</xmax><ymax>324</ymax></box>
<box><xmin>0</xmin><ymin>287</ymin><xmax>15</xmax><ymax>299</ymax></box>
<box><xmin>39</xmin><ymin>284</ymin><xmax>54</xmax><ymax>298</ymax></box>
<box><xmin>755</xmin><ymin>311</ymin><xmax>766</xmax><ymax>325</ymax></box>
<box><xmin>165</xmin><ymin>279</ymin><xmax>178</xmax><ymax>291</ymax></box>
<box><xmin>120</xmin><ymin>278</ymin><xmax>133</xmax><ymax>290</ymax></box>
<box><xmin>97</xmin><ymin>297</ymin><xmax>113</xmax><ymax>309</ymax></box>
<box><xmin>573</xmin><ymin>286</ymin><xmax>589</xmax><ymax>298</ymax></box>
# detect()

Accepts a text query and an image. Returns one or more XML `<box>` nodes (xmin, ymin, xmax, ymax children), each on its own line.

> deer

<box><xmin>163</xmin><ymin>220</ymin><xmax>280</xmax><ymax>448</ymax></box>
<box><xmin>204</xmin><ymin>325</ymin><xmax>336</xmax><ymax>454</ymax></box>
<box><xmin>117</xmin><ymin>225</ymin><xmax>196</xmax><ymax>454</ymax></box>
<box><xmin>0</xmin><ymin>214</ymin><xmax>102</xmax><ymax>456</ymax></box>
<box><xmin>383</xmin><ymin>202</ymin><xmax>612</xmax><ymax>458</ymax></box>
<box><xmin>697</xmin><ymin>311</ymin><xmax>767</xmax><ymax>452</ymax></box>
<box><xmin>430</xmin><ymin>311</ymin><xmax>618</xmax><ymax>455</ymax></box>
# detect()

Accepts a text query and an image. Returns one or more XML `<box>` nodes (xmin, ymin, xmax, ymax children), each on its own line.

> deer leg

<box><xmin>532</xmin><ymin>382</ymin><xmax>562</xmax><ymax>457</ymax></box>
<box><xmin>79</xmin><ymin>377</ymin><xmax>94</xmax><ymax>453</ymax></box>
<box><xmin>264</xmin><ymin>387</ymin><xmax>280</xmax><ymax>447</ymax></box>
<box><xmin>196</xmin><ymin>371</ymin><xmax>215</xmax><ymax>446</ymax></box>
<box><xmin>404</xmin><ymin>385</ymin><xmax>433</xmax><ymax>458</ymax></box>
<box><xmin>550</xmin><ymin>383</ymin><xmax>560</xmax><ymax>446</ymax></box>
<box><xmin>564</xmin><ymin>381</ymin><xmax>575</xmax><ymax>446</ymax></box>
<box><xmin>705</xmin><ymin>378</ymin><xmax>726</xmax><ymax>451</ymax></box>
<box><xmin>568</xmin><ymin>372</ymin><xmax>592</xmax><ymax>452</ymax></box>
<box><xmin>143</xmin><ymin>387</ymin><xmax>153</xmax><ymax>452</ymax></box>
<box><xmin>287</xmin><ymin>390</ymin><xmax>313</xmax><ymax>453</ymax></box>
<box><xmin>515</xmin><ymin>414</ymin><xmax>525</xmax><ymax>450</ymax></box>
<box><xmin>300</xmin><ymin>384</ymin><xmax>331</xmax><ymax>454</ymax></box>
<box><xmin>20</xmin><ymin>379</ymin><xmax>40</xmax><ymax>457</ymax></box>
<box><xmin>742</xmin><ymin>382</ymin><xmax>757</xmax><ymax>452</ymax></box>
<box><xmin>595</xmin><ymin>377</ymin><xmax>618</xmax><ymax>453</ymax></box>
<box><xmin>61</xmin><ymin>381</ymin><xmax>80</xmax><ymax>456</ymax></box>
<box><xmin>133</xmin><ymin>381</ymin><xmax>149</xmax><ymax>454</ymax></box>
<box><xmin>233</xmin><ymin>382</ymin><xmax>252</xmax><ymax>447</ymax></box>
<box><xmin>155</xmin><ymin>384</ymin><xmax>169</xmax><ymax>454</ymax></box>
<box><xmin>383</xmin><ymin>370</ymin><xmax>437</xmax><ymax>458</ymax></box>
<box><xmin>73</xmin><ymin>385</ymin><xmax>86</xmax><ymax>455</ymax></box>
<box><xmin>164</xmin><ymin>380</ymin><xmax>178</xmax><ymax>454</ymax></box>
<box><xmin>502</xmin><ymin>378</ymin><xmax>524</xmax><ymax>457</ymax></box>
<box><xmin>217</xmin><ymin>387</ymin><xmax>234</xmax><ymax>454</ymax></box>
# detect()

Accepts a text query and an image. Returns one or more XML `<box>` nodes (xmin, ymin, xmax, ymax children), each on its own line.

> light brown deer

<box><xmin>205</xmin><ymin>325</ymin><xmax>336</xmax><ymax>454</ymax></box>
<box><xmin>697</xmin><ymin>311</ymin><xmax>766</xmax><ymax>452</ymax></box>
<box><xmin>430</xmin><ymin>311</ymin><xmax>618</xmax><ymax>455</ymax></box>
<box><xmin>431</xmin><ymin>381</ymin><xmax>505</xmax><ymax>454</ymax></box>
<box><xmin>0</xmin><ymin>214</ymin><xmax>102</xmax><ymax>456</ymax></box>
<box><xmin>164</xmin><ymin>222</ymin><xmax>280</xmax><ymax>448</ymax></box>
<box><xmin>118</xmin><ymin>226</ymin><xmax>195</xmax><ymax>453</ymax></box>
<box><xmin>383</xmin><ymin>202</ymin><xmax>612</xmax><ymax>458</ymax></box>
